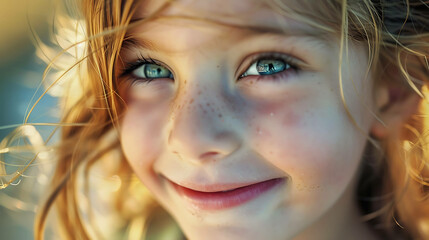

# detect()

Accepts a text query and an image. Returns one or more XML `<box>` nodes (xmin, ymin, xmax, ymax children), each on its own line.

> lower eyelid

<box><xmin>131</xmin><ymin>78</ymin><xmax>155</xmax><ymax>86</ymax></box>
<box><xmin>242</xmin><ymin>67</ymin><xmax>298</xmax><ymax>82</ymax></box>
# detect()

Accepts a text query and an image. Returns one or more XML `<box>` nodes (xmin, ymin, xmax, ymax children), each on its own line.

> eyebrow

<box><xmin>129</xmin><ymin>15</ymin><xmax>325</xmax><ymax>36</ymax></box>
<box><xmin>122</xmin><ymin>16</ymin><xmax>331</xmax><ymax>52</ymax></box>
<box><xmin>121</xmin><ymin>36</ymin><xmax>159</xmax><ymax>52</ymax></box>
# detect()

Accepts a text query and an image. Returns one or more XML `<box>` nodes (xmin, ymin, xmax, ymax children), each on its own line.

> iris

<box><xmin>256</xmin><ymin>59</ymin><xmax>287</xmax><ymax>75</ymax></box>
<box><xmin>132</xmin><ymin>63</ymin><xmax>173</xmax><ymax>79</ymax></box>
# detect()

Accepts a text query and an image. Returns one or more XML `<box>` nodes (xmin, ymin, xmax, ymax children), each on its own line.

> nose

<box><xmin>167</xmin><ymin>80</ymin><xmax>241</xmax><ymax>164</ymax></box>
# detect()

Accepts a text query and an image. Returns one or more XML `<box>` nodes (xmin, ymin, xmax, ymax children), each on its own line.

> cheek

<box><xmin>120</xmin><ymin>103</ymin><xmax>166</xmax><ymax>170</ymax></box>
<box><xmin>245</xmin><ymin>95</ymin><xmax>365</xmax><ymax>192</ymax></box>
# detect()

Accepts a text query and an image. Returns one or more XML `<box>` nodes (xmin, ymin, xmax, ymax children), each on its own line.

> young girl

<box><xmin>2</xmin><ymin>0</ymin><xmax>429</xmax><ymax>239</ymax></box>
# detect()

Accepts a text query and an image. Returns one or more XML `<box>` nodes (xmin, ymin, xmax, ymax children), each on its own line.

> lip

<box><xmin>168</xmin><ymin>178</ymin><xmax>286</xmax><ymax>210</ymax></box>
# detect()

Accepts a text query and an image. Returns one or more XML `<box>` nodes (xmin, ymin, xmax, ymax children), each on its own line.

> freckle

<box><xmin>190</xmin><ymin>99</ymin><xmax>194</xmax><ymax>103</ymax></box>
<box><xmin>203</xmin><ymin>110</ymin><xmax>207</xmax><ymax>114</ymax></box>
<box><xmin>282</xmin><ymin>111</ymin><xmax>299</xmax><ymax>126</ymax></box>
<box><xmin>218</xmin><ymin>114</ymin><xmax>222</xmax><ymax>118</ymax></box>
<box><xmin>184</xmin><ymin>80</ymin><xmax>187</xmax><ymax>84</ymax></box>
<box><xmin>256</xmin><ymin>126</ymin><xmax>263</xmax><ymax>135</ymax></box>
<box><xmin>198</xmin><ymin>90</ymin><xmax>202</xmax><ymax>95</ymax></box>
<box><xmin>206</xmin><ymin>103</ymin><xmax>210</xmax><ymax>106</ymax></box>
<box><xmin>217</xmin><ymin>65</ymin><xmax>220</xmax><ymax>68</ymax></box>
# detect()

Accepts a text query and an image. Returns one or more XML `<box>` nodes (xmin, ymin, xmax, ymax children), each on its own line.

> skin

<box><xmin>118</xmin><ymin>0</ymin><xmax>384</xmax><ymax>239</ymax></box>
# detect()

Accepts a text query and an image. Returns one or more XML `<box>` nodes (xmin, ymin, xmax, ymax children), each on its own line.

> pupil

<box><xmin>145</xmin><ymin>64</ymin><xmax>170</xmax><ymax>78</ymax></box>
<box><xmin>257</xmin><ymin>60</ymin><xmax>285</xmax><ymax>75</ymax></box>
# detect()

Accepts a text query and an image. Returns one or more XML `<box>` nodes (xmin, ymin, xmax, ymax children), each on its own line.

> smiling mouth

<box><xmin>168</xmin><ymin>178</ymin><xmax>286</xmax><ymax>210</ymax></box>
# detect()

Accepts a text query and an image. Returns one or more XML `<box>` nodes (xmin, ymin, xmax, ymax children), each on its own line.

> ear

<box><xmin>370</xmin><ymin>83</ymin><xmax>421</xmax><ymax>139</ymax></box>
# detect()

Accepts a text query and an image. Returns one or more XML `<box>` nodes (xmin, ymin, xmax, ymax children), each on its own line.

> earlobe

<box><xmin>370</xmin><ymin>84</ymin><xmax>421</xmax><ymax>139</ymax></box>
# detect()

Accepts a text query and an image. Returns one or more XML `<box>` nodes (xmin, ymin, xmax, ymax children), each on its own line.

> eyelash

<box><xmin>120</xmin><ymin>55</ymin><xmax>164</xmax><ymax>79</ymax></box>
<box><xmin>238</xmin><ymin>53</ymin><xmax>300</xmax><ymax>81</ymax></box>
<box><xmin>119</xmin><ymin>52</ymin><xmax>300</xmax><ymax>83</ymax></box>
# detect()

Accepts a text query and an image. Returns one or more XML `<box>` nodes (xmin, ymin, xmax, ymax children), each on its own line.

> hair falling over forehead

<box><xmin>0</xmin><ymin>0</ymin><xmax>426</xmax><ymax>239</ymax></box>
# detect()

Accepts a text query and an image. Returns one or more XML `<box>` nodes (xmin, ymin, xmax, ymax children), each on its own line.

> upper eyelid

<box><xmin>121</xmin><ymin>33</ymin><xmax>319</xmax><ymax>71</ymax></box>
<box><xmin>119</xmin><ymin>52</ymin><xmax>309</xmax><ymax>79</ymax></box>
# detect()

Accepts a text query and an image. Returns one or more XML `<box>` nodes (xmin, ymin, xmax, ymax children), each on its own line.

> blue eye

<box><xmin>132</xmin><ymin>63</ymin><xmax>173</xmax><ymax>79</ymax></box>
<box><xmin>241</xmin><ymin>59</ymin><xmax>291</xmax><ymax>78</ymax></box>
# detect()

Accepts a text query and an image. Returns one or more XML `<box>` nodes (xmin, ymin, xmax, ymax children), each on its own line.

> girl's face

<box><xmin>119</xmin><ymin>0</ymin><xmax>378</xmax><ymax>239</ymax></box>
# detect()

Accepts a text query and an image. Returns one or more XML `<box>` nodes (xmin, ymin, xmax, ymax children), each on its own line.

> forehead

<box><xmin>132</xmin><ymin>0</ymin><xmax>325</xmax><ymax>36</ymax></box>
<box><xmin>137</xmin><ymin>0</ymin><xmax>270</xmax><ymax>16</ymax></box>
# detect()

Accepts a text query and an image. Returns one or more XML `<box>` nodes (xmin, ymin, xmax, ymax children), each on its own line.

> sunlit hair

<box><xmin>0</xmin><ymin>0</ymin><xmax>428</xmax><ymax>239</ymax></box>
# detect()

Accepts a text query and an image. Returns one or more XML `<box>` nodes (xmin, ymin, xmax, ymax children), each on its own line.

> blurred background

<box><xmin>0</xmin><ymin>0</ymin><xmax>59</xmax><ymax>238</ymax></box>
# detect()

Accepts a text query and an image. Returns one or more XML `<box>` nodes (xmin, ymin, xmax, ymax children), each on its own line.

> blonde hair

<box><xmin>1</xmin><ymin>0</ymin><xmax>428</xmax><ymax>239</ymax></box>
